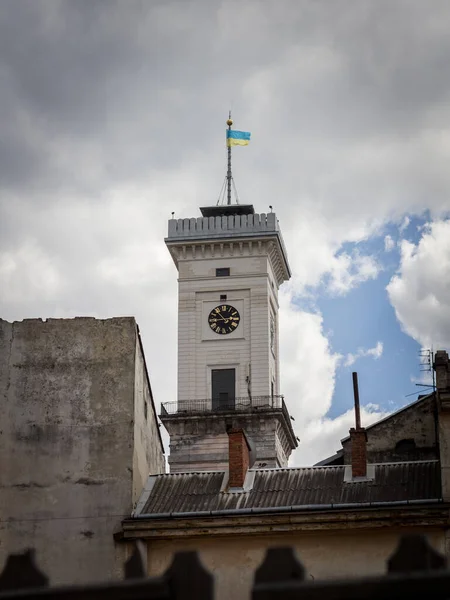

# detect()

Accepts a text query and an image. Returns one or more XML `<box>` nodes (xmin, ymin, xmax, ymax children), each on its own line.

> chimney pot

<box><xmin>228</xmin><ymin>428</ymin><xmax>250</xmax><ymax>488</ymax></box>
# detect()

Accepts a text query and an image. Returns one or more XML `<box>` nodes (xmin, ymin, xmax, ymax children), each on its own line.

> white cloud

<box><xmin>327</xmin><ymin>252</ymin><xmax>380</xmax><ymax>295</ymax></box>
<box><xmin>279</xmin><ymin>293</ymin><xmax>387</xmax><ymax>465</ymax></box>
<box><xmin>399</xmin><ymin>216</ymin><xmax>410</xmax><ymax>233</ymax></box>
<box><xmin>384</xmin><ymin>235</ymin><xmax>395</xmax><ymax>252</ymax></box>
<box><xmin>279</xmin><ymin>289</ymin><xmax>344</xmax><ymax>464</ymax></box>
<box><xmin>367</xmin><ymin>341</ymin><xmax>384</xmax><ymax>359</ymax></box>
<box><xmin>387</xmin><ymin>220</ymin><xmax>450</xmax><ymax>347</ymax></box>
<box><xmin>297</xmin><ymin>405</ymin><xmax>390</xmax><ymax>466</ymax></box>
<box><xmin>344</xmin><ymin>341</ymin><xmax>384</xmax><ymax>367</ymax></box>
<box><xmin>278</xmin><ymin>290</ymin><xmax>387</xmax><ymax>465</ymax></box>
<box><xmin>279</xmin><ymin>289</ymin><xmax>341</xmax><ymax>428</ymax></box>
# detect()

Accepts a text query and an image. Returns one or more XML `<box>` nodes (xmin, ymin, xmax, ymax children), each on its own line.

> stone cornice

<box><xmin>165</xmin><ymin>234</ymin><xmax>290</xmax><ymax>287</ymax></box>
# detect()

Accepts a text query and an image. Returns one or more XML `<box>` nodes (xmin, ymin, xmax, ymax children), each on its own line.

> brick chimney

<box><xmin>434</xmin><ymin>350</ymin><xmax>450</xmax><ymax>410</ymax></box>
<box><xmin>349</xmin><ymin>427</ymin><xmax>368</xmax><ymax>477</ymax></box>
<box><xmin>228</xmin><ymin>428</ymin><xmax>250</xmax><ymax>488</ymax></box>
<box><xmin>350</xmin><ymin>372</ymin><xmax>367</xmax><ymax>478</ymax></box>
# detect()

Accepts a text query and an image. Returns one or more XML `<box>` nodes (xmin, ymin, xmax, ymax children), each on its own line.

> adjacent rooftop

<box><xmin>133</xmin><ymin>461</ymin><xmax>441</xmax><ymax>518</ymax></box>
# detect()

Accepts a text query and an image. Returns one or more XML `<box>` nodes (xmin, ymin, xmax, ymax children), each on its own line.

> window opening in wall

<box><xmin>216</xmin><ymin>267</ymin><xmax>230</xmax><ymax>277</ymax></box>
<box><xmin>212</xmin><ymin>369</ymin><xmax>235</xmax><ymax>411</ymax></box>
<box><xmin>395</xmin><ymin>438</ymin><xmax>416</xmax><ymax>453</ymax></box>
<box><xmin>144</xmin><ymin>400</ymin><xmax>148</xmax><ymax>420</ymax></box>
<box><xmin>220</xmin><ymin>294</ymin><xmax>227</xmax><ymax>301</ymax></box>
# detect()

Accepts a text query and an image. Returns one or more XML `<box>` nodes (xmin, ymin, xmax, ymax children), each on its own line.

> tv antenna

<box><xmin>405</xmin><ymin>348</ymin><xmax>436</xmax><ymax>398</ymax></box>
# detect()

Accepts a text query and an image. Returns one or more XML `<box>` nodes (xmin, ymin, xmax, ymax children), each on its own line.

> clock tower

<box><xmin>160</xmin><ymin>116</ymin><xmax>297</xmax><ymax>472</ymax></box>
<box><xmin>161</xmin><ymin>203</ymin><xmax>297</xmax><ymax>472</ymax></box>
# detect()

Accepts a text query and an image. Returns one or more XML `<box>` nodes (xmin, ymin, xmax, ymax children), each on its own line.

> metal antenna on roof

<box><xmin>404</xmin><ymin>348</ymin><xmax>436</xmax><ymax>398</ymax></box>
<box><xmin>419</xmin><ymin>348</ymin><xmax>432</xmax><ymax>372</ymax></box>
<box><xmin>352</xmin><ymin>372</ymin><xmax>362</xmax><ymax>430</ymax></box>
<box><xmin>419</xmin><ymin>348</ymin><xmax>436</xmax><ymax>390</ymax></box>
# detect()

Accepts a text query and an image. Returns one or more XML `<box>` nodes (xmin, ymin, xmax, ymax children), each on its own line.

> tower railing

<box><xmin>167</xmin><ymin>212</ymin><xmax>280</xmax><ymax>239</ymax></box>
<box><xmin>160</xmin><ymin>395</ymin><xmax>288</xmax><ymax>417</ymax></box>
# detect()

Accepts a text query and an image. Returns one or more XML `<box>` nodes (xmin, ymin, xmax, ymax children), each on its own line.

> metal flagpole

<box><xmin>226</xmin><ymin>111</ymin><xmax>233</xmax><ymax>205</ymax></box>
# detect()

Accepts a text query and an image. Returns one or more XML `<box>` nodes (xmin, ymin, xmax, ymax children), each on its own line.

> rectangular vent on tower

<box><xmin>216</xmin><ymin>267</ymin><xmax>230</xmax><ymax>277</ymax></box>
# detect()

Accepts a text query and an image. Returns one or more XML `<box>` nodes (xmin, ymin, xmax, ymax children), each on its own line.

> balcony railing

<box><xmin>160</xmin><ymin>395</ymin><xmax>288</xmax><ymax>417</ymax></box>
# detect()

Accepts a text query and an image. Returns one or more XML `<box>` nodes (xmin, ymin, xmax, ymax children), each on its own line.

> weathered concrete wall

<box><xmin>133</xmin><ymin>334</ymin><xmax>166</xmax><ymax>503</ymax></box>
<box><xmin>146</xmin><ymin>528</ymin><xmax>445</xmax><ymax>600</ymax></box>
<box><xmin>0</xmin><ymin>317</ymin><xmax>164</xmax><ymax>585</ymax></box>
<box><xmin>342</xmin><ymin>395</ymin><xmax>437</xmax><ymax>464</ymax></box>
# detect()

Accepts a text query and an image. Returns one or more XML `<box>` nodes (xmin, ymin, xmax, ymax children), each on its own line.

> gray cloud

<box><xmin>2</xmin><ymin>0</ymin><xmax>450</xmax><ymax>198</ymax></box>
<box><xmin>2</xmin><ymin>0</ymin><xmax>450</xmax><ymax>462</ymax></box>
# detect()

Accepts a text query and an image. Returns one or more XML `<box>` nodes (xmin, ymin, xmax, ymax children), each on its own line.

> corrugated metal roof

<box><xmin>139</xmin><ymin>461</ymin><xmax>441</xmax><ymax>516</ymax></box>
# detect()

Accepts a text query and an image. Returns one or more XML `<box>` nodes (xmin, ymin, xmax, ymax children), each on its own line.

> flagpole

<box><xmin>226</xmin><ymin>112</ymin><xmax>233</xmax><ymax>205</ymax></box>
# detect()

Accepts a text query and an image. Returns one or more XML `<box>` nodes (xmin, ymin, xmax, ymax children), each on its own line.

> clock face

<box><xmin>208</xmin><ymin>304</ymin><xmax>241</xmax><ymax>335</ymax></box>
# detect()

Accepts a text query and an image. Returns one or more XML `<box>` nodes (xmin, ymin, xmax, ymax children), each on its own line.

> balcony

<box><xmin>159</xmin><ymin>395</ymin><xmax>298</xmax><ymax>450</ymax></box>
<box><xmin>160</xmin><ymin>395</ymin><xmax>289</xmax><ymax>420</ymax></box>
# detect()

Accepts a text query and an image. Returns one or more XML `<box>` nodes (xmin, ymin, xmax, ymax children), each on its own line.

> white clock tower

<box><xmin>160</xmin><ymin>119</ymin><xmax>297</xmax><ymax>472</ymax></box>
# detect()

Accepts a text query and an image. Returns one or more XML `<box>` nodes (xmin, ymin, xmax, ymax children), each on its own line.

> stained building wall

<box><xmin>145</xmin><ymin>527</ymin><xmax>445</xmax><ymax>600</ymax></box>
<box><xmin>342</xmin><ymin>395</ymin><xmax>437</xmax><ymax>464</ymax></box>
<box><xmin>163</xmin><ymin>412</ymin><xmax>289</xmax><ymax>472</ymax></box>
<box><xmin>0</xmin><ymin>317</ymin><xmax>164</xmax><ymax>585</ymax></box>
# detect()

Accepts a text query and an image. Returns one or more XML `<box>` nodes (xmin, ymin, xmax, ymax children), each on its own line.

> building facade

<box><xmin>122</xmin><ymin>351</ymin><xmax>450</xmax><ymax>600</ymax></box>
<box><xmin>161</xmin><ymin>204</ymin><xmax>297</xmax><ymax>472</ymax></box>
<box><xmin>0</xmin><ymin>317</ymin><xmax>165</xmax><ymax>585</ymax></box>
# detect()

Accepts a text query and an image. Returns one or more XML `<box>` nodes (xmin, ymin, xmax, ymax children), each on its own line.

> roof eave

<box><xmin>121</xmin><ymin>500</ymin><xmax>448</xmax><ymax>540</ymax></box>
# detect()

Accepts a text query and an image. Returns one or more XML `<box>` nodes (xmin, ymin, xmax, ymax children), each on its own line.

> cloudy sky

<box><xmin>1</xmin><ymin>0</ymin><xmax>450</xmax><ymax>465</ymax></box>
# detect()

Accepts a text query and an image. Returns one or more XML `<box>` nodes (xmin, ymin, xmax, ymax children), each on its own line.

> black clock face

<box><xmin>208</xmin><ymin>304</ymin><xmax>240</xmax><ymax>335</ymax></box>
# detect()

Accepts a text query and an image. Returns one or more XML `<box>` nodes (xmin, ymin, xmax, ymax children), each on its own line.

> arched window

<box><xmin>395</xmin><ymin>438</ymin><xmax>416</xmax><ymax>453</ymax></box>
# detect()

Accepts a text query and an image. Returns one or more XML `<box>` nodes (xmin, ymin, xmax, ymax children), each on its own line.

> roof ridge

<box><xmin>152</xmin><ymin>461</ymin><xmax>438</xmax><ymax>478</ymax></box>
<box><xmin>154</xmin><ymin>470</ymin><xmax>226</xmax><ymax>477</ymax></box>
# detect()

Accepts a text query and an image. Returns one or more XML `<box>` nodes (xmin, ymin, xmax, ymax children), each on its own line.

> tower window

<box><xmin>216</xmin><ymin>267</ymin><xmax>230</xmax><ymax>277</ymax></box>
<box><xmin>220</xmin><ymin>294</ymin><xmax>227</xmax><ymax>301</ymax></box>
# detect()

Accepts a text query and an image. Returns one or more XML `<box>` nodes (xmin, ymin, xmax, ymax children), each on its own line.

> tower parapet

<box><xmin>169</xmin><ymin>211</ymin><xmax>282</xmax><ymax>239</ymax></box>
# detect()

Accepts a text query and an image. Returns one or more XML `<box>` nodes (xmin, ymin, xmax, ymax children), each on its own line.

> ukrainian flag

<box><xmin>226</xmin><ymin>130</ymin><xmax>251</xmax><ymax>147</ymax></box>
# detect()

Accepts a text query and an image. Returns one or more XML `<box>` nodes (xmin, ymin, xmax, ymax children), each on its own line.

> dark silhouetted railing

<box><xmin>1</xmin><ymin>535</ymin><xmax>448</xmax><ymax>599</ymax></box>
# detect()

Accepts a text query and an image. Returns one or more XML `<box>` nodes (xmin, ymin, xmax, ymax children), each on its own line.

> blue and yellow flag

<box><xmin>226</xmin><ymin>130</ymin><xmax>251</xmax><ymax>147</ymax></box>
